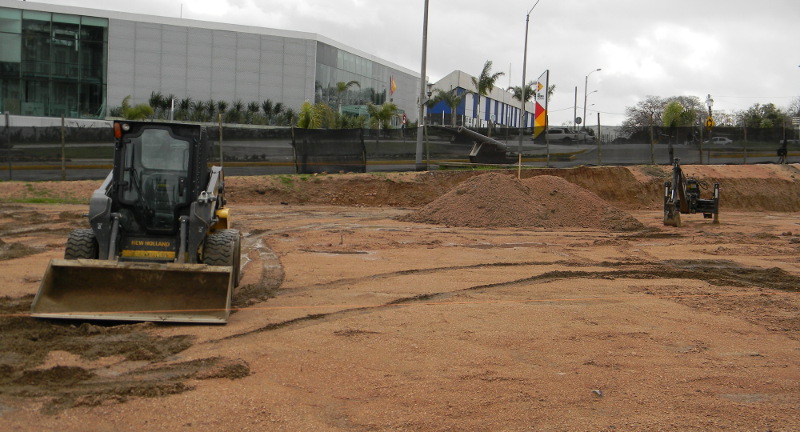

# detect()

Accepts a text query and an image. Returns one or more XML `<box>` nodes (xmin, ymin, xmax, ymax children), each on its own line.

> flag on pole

<box><xmin>533</xmin><ymin>70</ymin><xmax>549</xmax><ymax>139</ymax></box>
<box><xmin>390</xmin><ymin>76</ymin><xmax>397</xmax><ymax>95</ymax></box>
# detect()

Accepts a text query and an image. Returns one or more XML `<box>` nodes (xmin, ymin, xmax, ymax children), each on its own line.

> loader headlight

<box><xmin>114</xmin><ymin>122</ymin><xmax>131</xmax><ymax>139</ymax></box>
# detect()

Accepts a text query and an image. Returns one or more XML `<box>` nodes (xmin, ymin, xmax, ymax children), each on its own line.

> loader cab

<box><xmin>113</xmin><ymin>121</ymin><xmax>209</xmax><ymax>234</ymax></box>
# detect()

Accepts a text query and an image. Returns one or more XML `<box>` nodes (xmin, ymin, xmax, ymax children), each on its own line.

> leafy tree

<box><xmin>623</xmin><ymin>95</ymin><xmax>714</xmax><ymax>133</ymax></box>
<box><xmin>788</xmin><ymin>97</ymin><xmax>800</xmax><ymax>117</ymax></box>
<box><xmin>736</xmin><ymin>103</ymin><xmax>786</xmax><ymax>129</ymax></box>
<box><xmin>662</xmin><ymin>101</ymin><xmax>697</xmax><ymax>128</ymax></box>
<box><xmin>622</xmin><ymin>95</ymin><xmax>667</xmax><ymax>132</ymax></box>
<box><xmin>121</xmin><ymin>96</ymin><xmax>154</xmax><ymax>120</ymax></box>
<box><xmin>296</xmin><ymin>101</ymin><xmax>336</xmax><ymax>128</ymax></box>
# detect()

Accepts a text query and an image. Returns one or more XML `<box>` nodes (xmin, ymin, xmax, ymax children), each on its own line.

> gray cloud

<box><xmin>31</xmin><ymin>0</ymin><xmax>800</xmax><ymax>124</ymax></box>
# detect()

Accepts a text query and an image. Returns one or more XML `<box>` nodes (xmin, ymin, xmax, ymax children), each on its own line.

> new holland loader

<box><xmin>31</xmin><ymin>121</ymin><xmax>241</xmax><ymax>323</ymax></box>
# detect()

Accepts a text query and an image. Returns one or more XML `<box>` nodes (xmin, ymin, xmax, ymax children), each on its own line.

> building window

<box><xmin>0</xmin><ymin>6</ymin><xmax>107</xmax><ymax>118</ymax></box>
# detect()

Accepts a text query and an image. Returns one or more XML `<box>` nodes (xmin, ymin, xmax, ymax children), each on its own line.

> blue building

<box><xmin>426</xmin><ymin>70</ymin><xmax>538</xmax><ymax>129</ymax></box>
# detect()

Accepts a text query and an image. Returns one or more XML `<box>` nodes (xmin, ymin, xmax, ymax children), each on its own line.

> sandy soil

<box><xmin>1</xmin><ymin>164</ymin><xmax>799</xmax><ymax>431</ymax></box>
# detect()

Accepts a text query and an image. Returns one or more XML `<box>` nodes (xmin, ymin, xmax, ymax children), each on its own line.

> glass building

<box><xmin>0</xmin><ymin>7</ymin><xmax>107</xmax><ymax>118</ymax></box>
<box><xmin>0</xmin><ymin>2</ymin><xmax>418</xmax><ymax>122</ymax></box>
<box><xmin>316</xmin><ymin>42</ymin><xmax>395</xmax><ymax>107</ymax></box>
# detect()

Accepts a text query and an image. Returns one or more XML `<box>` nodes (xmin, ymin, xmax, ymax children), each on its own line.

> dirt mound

<box><xmin>1</xmin><ymin>165</ymin><xmax>798</xmax><ymax>212</ymax></box>
<box><xmin>400</xmin><ymin>172</ymin><xmax>645</xmax><ymax>231</ymax></box>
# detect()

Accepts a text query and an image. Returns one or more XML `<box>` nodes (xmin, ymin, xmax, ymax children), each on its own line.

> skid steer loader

<box><xmin>663</xmin><ymin>158</ymin><xmax>719</xmax><ymax>227</ymax></box>
<box><xmin>31</xmin><ymin>121</ymin><xmax>241</xmax><ymax>323</ymax></box>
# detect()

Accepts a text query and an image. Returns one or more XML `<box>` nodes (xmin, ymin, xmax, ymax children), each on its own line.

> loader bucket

<box><xmin>31</xmin><ymin>259</ymin><xmax>233</xmax><ymax>324</ymax></box>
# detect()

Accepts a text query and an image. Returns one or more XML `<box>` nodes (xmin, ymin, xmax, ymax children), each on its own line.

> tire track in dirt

<box><xmin>215</xmin><ymin>259</ymin><xmax>800</xmax><ymax>342</ymax></box>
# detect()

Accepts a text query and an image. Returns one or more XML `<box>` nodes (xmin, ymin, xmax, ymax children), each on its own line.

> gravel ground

<box><xmin>0</xmin><ymin>164</ymin><xmax>799</xmax><ymax>431</ymax></box>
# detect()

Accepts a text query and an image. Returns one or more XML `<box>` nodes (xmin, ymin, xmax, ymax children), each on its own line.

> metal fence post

<box><xmin>4</xmin><ymin>112</ymin><xmax>10</xmax><ymax>180</ymax></box>
<box><xmin>61</xmin><ymin>115</ymin><xmax>66</xmax><ymax>181</ymax></box>
<box><xmin>597</xmin><ymin>112</ymin><xmax>601</xmax><ymax>165</ymax></box>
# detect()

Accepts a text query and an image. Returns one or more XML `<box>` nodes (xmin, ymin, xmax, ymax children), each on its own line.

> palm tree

<box><xmin>297</xmin><ymin>101</ymin><xmax>336</xmax><ymax>129</ymax></box>
<box><xmin>272</xmin><ymin>102</ymin><xmax>284</xmax><ymax>124</ymax></box>
<box><xmin>508</xmin><ymin>83</ymin><xmax>555</xmax><ymax>130</ymax></box>
<box><xmin>149</xmin><ymin>91</ymin><xmax>165</xmax><ymax>117</ymax></box>
<box><xmin>367</xmin><ymin>102</ymin><xmax>399</xmax><ymax>131</ymax></box>
<box><xmin>206</xmin><ymin>99</ymin><xmax>216</xmax><ymax>122</ymax></box>
<box><xmin>191</xmin><ymin>100</ymin><xmax>205</xmax><ymax>122</ymax></box>
<box><xmin>281</xmin><ymin>108</ymin><xmax>297</xmax><ymax>126</ymax></box>
<box><xmin>335</xmin><ymin>80</ymin><xmax>361</xmax><ymax>113</ymax></box>
<box><xmin>431</xmin><ymin>89</ymin><xmax>466</xmax><ymax>127</ymax></box>
<box><xmin>246</xmin><ymin>101</ymin><xmax>260</xmax><ymax>124</ymax></box>
<box><xmin>226</xmin><ymin>99</ymin><xmax>244</xmax><ymax>124</ymax></box>
<box><xmin>261</xmin><ymin>100</ymin><xmax>274</xmax><ymax>124</ymax></box>
<box><xmin>508</xmin><ymin>81</ymin><xmax>537</xmax><ymax>104</ymax></box>
<box><xmin>177</xmin><ymin>97</ymin><xmax>192</xmax><ymax>120</ymax></box>
<box><xmin>165</xmin><ymin>94</ymin><xmax>176</xmax><ymax>118</ymax></box>
<box><xmin>216</xmin><ymin>100</ymin><xmax>228</xmax><ymax>118</ymax></box>
<box><xmin>471</xmin><ymin>60</ymin><xmax>505</xmax><ymax>131</ymax></box>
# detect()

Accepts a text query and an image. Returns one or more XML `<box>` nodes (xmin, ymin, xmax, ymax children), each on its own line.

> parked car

<box><xmin>545</xmin><ymin>128</ymin><xmax>592</xmax><ymax>143</ymax></box>
<box><xmin>704</xmin><ymin>136</ymin><xmax>733</xmax><ymax>146</ymax></box>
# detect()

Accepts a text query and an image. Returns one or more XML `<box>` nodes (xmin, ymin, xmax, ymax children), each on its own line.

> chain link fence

<box><xmin>1</xmin><ymin>116</ymin><xmax>796</xmax><ymax>181</ymax></box>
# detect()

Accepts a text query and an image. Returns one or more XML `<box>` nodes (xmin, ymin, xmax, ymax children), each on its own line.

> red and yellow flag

<box><xmin>390</xmin><ymin>76</ymin><xmax>397</xmax><ymax>95</ymax></box>
<box><xmin>533</xmin><ymin>70</ymin><xmax>549</xmax><ymax>138</ymax></box>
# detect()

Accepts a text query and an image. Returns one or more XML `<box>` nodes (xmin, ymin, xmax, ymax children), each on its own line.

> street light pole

<box><xmin>583</xmin><ymin>68</ymin><xmax>601</xmax><ymax>131</ymax></box>
<box><xmin>518</xmin><ymin>0</ymin><xmax>540</xmax><ymax>154</ymax></box>
<box><xmin>415</xmin><ymin>0</ymin><xmax>429</xmax><ymax>171</ymax></box>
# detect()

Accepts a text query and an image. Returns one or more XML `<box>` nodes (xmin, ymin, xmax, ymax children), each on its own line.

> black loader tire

<box><xmin>203</xmin><ymin>229</ymin><xmax>242</xmax><ymax>288</ymax></box>
<box><xmin>64</xmin><ymin>229</ymin><xmax>99</xmax><ymax>259</ymax></box>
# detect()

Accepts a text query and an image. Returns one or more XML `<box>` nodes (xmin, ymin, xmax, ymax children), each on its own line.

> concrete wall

<box><xmin>106</xmin><ymin>20</ymin><xmax>316</xmax><ymax>112</ymax></box>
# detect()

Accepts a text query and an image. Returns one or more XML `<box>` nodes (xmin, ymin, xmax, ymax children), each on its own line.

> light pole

<box><xmin>518</xmin><ymin>0</ymin><xmax>541</xmax><ymax>153</ymax></box>
<box><xmin>583</xmin><ymin>68</ymin><xmax>601</xmax><ymax>131</ymax></box>
<box><xmin>415</xmin><ymin>0</ymin><xmax>429</xmax><ymax>171</ymax></box>
<box><xmin>705</xmin><ymin>93</ymin><xmax>714</xmax><ymax>138</ymax></box>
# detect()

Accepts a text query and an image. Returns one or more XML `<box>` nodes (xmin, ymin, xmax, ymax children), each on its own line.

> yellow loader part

<box><xmin>31</xmin><ymin>259</ymin><xmax>233</xmax><ymax>324</ymax></box>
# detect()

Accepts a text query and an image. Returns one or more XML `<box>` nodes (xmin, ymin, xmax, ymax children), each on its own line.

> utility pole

<box><xmin>583</xmin><ymin>68</ymin><xmax>601</xmax><ymax>131</ymax></box>
<box><xmin>573</xmin><ymin>86</ymin><xmax>577</xmax><ymax>130</ymax></box>
<box><xmin>415</xmin><ymin>0</ymin><xmax>429</xmax><ymax>171</ymax></box>
<box><xmin>518</xmin><ymin>0</ymin><xmax>540</xmax><ymax>154</ymax></box>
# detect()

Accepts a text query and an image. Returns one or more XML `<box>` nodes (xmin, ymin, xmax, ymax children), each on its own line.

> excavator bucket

<box><xmin>31</xmin><ymin>259</ymin><xmax>233</xmax><ymax>324</ymax></box>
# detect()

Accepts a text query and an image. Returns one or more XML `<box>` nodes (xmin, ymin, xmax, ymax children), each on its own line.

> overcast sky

<box><xmin>31</xmin><ymin>0</ymin><xmax>800</xmax><ymax>125</ymax></box>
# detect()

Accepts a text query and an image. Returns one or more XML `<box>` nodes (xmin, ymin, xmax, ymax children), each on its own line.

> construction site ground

<box><xmin>0</xmin><ymin>164</ymin><xmax>799</xmax><ymax>431</ymax></box>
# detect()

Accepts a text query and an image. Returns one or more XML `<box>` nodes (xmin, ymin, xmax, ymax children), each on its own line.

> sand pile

<box><xmin>400</xmin><ymin>172</ymin><xmax>644</xmax><ymax>231</ymax></box>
